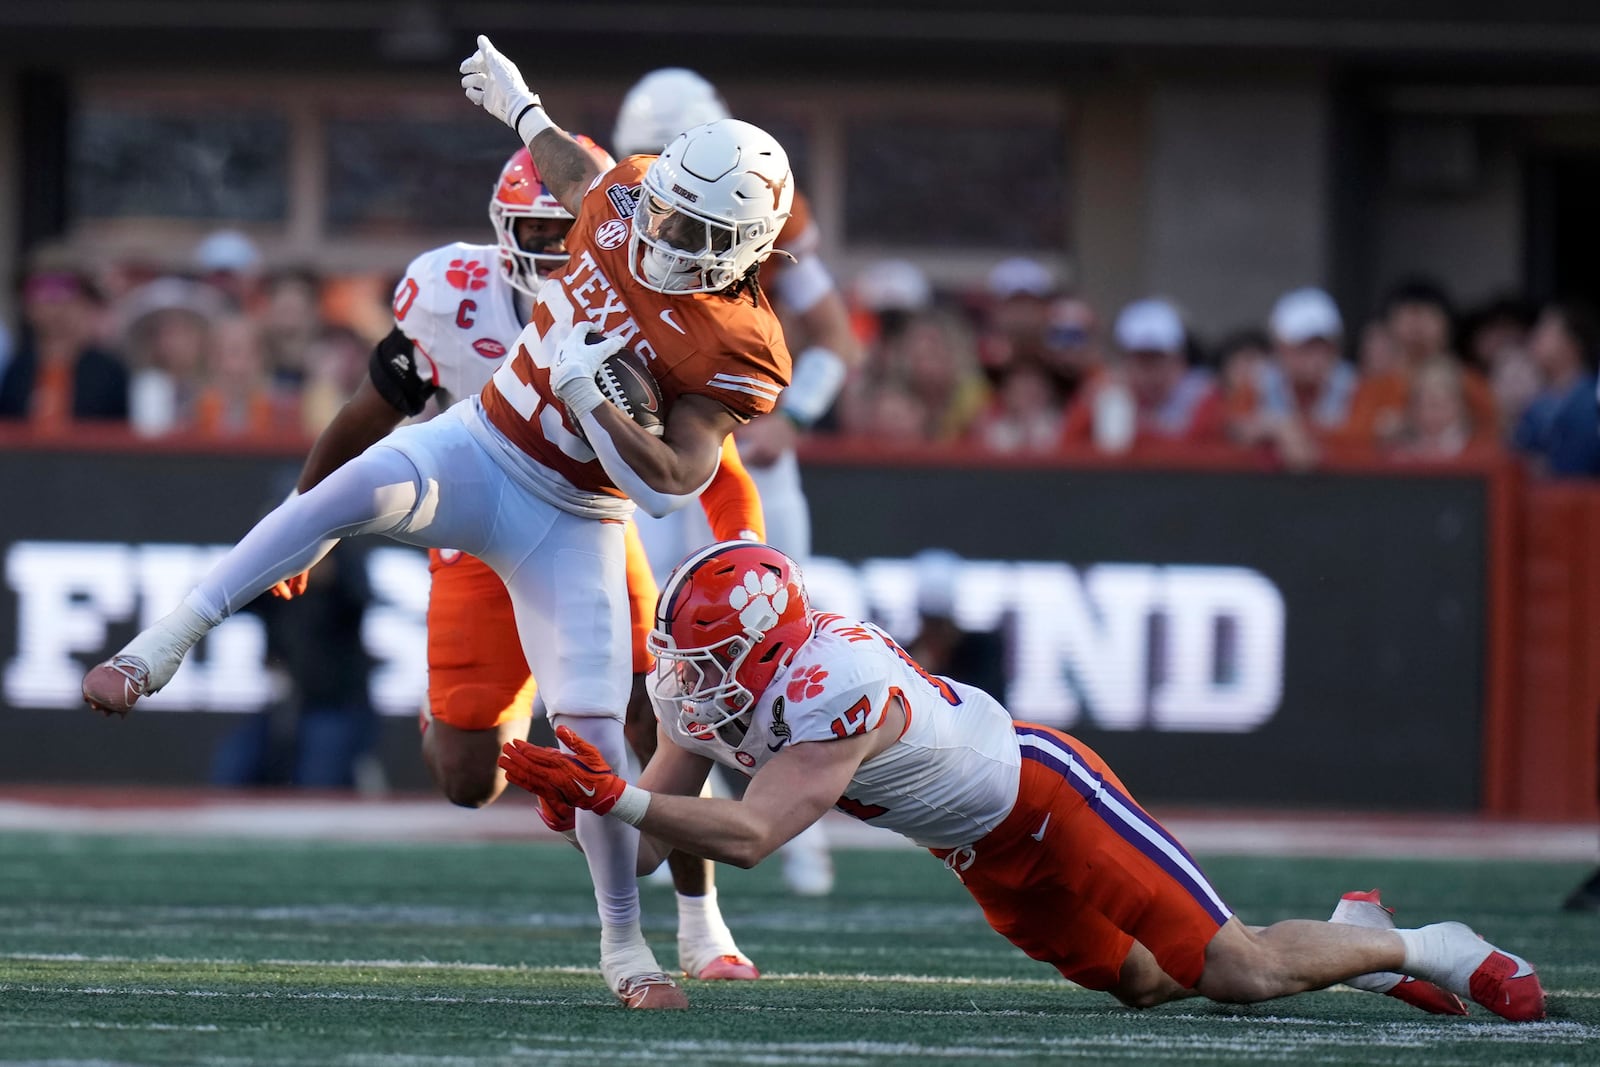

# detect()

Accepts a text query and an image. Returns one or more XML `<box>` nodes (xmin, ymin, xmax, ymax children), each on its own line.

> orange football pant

<box><xmin>930</xmin><ymin>724</ymin><xmax>1232</xmax><ymax>991</ymax></box>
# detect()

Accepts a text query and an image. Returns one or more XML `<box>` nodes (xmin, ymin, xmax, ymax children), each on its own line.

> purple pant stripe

<box><xmin>1017</xmin><ymin>727</ymin><xmax>1232</xmax><ymax>925</ymax></box>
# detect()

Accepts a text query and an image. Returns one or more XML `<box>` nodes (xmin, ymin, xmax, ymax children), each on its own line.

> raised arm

<box><xmin>459</xmin><ymin>35</ymin><xmax>601</xmax><ymax>214</ymax></box>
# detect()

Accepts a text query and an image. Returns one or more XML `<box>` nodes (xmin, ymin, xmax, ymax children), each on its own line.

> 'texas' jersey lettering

<box><xmin>480</xmin><ymin>156</ymin><xmax>791</xmax><ymax>498</ymax></box>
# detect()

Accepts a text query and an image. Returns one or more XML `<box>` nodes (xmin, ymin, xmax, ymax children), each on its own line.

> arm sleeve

<box><xmin>578</xmin><ymin>408</ymin><xmax>714</xmax><ymax>518</ymax></box>
<box><xmin>698</xmin><ymin>436</ymin><xmax>765</xmax><ymax>542</ymax></box>
<box><xmin>773</xmin><ymin>253</ymin><xmax>835</xmax><ymax>315</ymax></box>
<box><xmin>368</xmin><ymin>327</ymin><xmax>438</xmax><ymax>418</ymax></box>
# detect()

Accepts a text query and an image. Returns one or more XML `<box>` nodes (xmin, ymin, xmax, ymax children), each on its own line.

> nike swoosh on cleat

<box><xmin>1031</xmin><ymin>814</ymin><xmax>1051</xmax><ymax>842</ymax></box>
<box><xmin>572</xmin><ymin>778</ymin><xmax>597</xmax><ymax>797</ymax></box>
<box><xmin>1510</xmin><ymin>957</ymin><xmax>1534</xmax><ymax>979</ymax></box>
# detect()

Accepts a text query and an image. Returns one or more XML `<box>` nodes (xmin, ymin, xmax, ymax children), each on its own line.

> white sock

<box><xmin>598</xmin><ymin>918</ymin><xmax>660</xmax><ymax>986</ymax></box>
<box><xmin>118</xmin><ymin>595</ymin><xmax>222</xmax><ymax>693</ymax></box>
<box><xmin>677</xmin><ymin>887</ymin><xmax>734</xmax><ymax>948</ymax></box>
<box><xmin>1396</xmin><ymin>924</ymin><xmax>1484</xmax><ymax>995</ymax></box>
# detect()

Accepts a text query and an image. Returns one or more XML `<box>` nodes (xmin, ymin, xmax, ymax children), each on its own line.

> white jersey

<box><xmin>390</xmin><ymin>241</ymin><xmax>527</xmax><ymax>406</ymax></box>
<box><xmin>658</xmin><ymin>612</ymin><xmax>1022</xmax><ymax>849</ymax></box>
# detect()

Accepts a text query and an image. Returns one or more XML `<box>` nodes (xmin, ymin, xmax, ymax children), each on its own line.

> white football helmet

<box><xmin>629</xmin><ymin>119</ymin><xmax>794</xmax><ymax>295</ymax></box>
<box><xmin>613</xmin><ymin>68</ymin><xmax>731</xmax><ymax>157</ymax></box>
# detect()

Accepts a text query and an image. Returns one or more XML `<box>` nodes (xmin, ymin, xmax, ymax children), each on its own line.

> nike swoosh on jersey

<box><xmin>572</xmin><ymin>778</ymin><xmax>597</xmax><ymax>797</ymax></box>
<box><xmin>659</xmin><ymin>308</ymin><xmax>687</xmax><ymax>334</ymax></box>
<box><xmin>767</xmin><ymin>739</ymin><xmax>787</xmax><ymax>752</ymax></box>
<box><xmin>1031</xmin><ymin>813</ymin><xmax>1051</xmax><ymax>841</ymax></box>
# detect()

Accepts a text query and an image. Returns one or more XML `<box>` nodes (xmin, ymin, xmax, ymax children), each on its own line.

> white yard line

<box><xmin>0</xmin><ymin>793</ymin><xmax>1593</xmax><ymax>860</ymax></box>
<box><xmin>5</xmin><ymin>952</ymin><xmax>1600</xmax><ymax>1007</ymax></box>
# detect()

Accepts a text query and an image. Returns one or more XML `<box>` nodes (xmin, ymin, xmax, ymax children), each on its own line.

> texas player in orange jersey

<box><xmin>612</xmin><ymin>68</ymin><xmax>869</xmax><ymax>896</ymax></box>
<box><xmin>266</xmin><ymin>142</ymin><xmax>766</xmax><ymax>982</ymax></box>
<box><xmin>82</xmin><ymin>34</ymin><xmax>796</xmax><ymax>1009</ymax></box>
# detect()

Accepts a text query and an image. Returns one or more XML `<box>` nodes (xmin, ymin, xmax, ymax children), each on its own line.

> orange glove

<box><xmin>498</xmin><ymin>726</ymin><xmax>627</xmax><ymax>816</ymax></box>
<box><xmin>269</xmin><ymin>571</ymin><xmax>311</xmax><ymax>600</ymax></box>
<box><xmin>535</xmin><ymin>793</ymin><xmax>579</xmax><ymax>850</ymax></box>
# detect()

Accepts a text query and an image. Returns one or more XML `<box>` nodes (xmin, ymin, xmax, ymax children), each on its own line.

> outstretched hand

<box><xmin>269</xmin><ymin>570</ymin><xmax>311</xmax><ymax>600</ymax></box>
<box><xmin>459</xmin><ymin>34</ymin><xmax>540</xmax><ymax>133</ymax></box>
<box><xmin>498</xmin><ymin>726</ymin><xmax>628</xmax><ymax>816</ymax></box>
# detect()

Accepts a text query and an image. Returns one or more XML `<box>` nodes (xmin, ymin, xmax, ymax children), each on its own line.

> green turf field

<box><xmin>0</xmin><ymin>832</ymin><xmax>1596</xmax><ymax>1066</ymax></box>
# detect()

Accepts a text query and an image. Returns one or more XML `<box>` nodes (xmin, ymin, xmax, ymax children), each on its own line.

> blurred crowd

<box><xmin>838</xmin><ymin>256</ymin><xmax>1600</xmax><ymax>478</ymax></box>
<box><xmin>0</xmin><ymin>232</ymin><xmax>387</xmax><ymax>442</ymax></box>
<box><xmin>4</xmin><ymin>232</ymin><xmax>1598</xmax><ymax>478</ymax></box>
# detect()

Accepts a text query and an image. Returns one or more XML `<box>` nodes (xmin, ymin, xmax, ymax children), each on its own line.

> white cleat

<box><xmin>781</xmin><ymin>821</ymin><xmax>835</xmax><ymax>897</ymax></box>
<box><xmin>1331</xmin><ymin>889</ymin><xmax>1466</xmax><ymax>1016</ymax></box>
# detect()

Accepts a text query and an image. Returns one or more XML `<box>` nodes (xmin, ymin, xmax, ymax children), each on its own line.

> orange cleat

<box><xmin>689</xmin><ymin>953</ymin><xmax>760</xmax><ymax>981</ymax></box>
<box><xmin>1465</xmin><ymin>942</ymin><xmax>1546</xmax><ymax>1022</ymax></box>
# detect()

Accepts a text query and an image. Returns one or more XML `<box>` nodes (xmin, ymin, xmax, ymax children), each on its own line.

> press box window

<box><xmin>70</xmin><ymin>108</ymin><xmax>289</xmax><ymax>222</ymax></box>
<box><xmin>844</xmin><ymin>118</ymin><xmax>1066</xmax><ymax>248</ymax></box>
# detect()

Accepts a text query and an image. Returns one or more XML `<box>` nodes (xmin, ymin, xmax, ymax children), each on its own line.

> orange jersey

<box><xmin>480</xmin><ymin>156</ymin><xmax>792</xmax><ymax>500</ymax></box>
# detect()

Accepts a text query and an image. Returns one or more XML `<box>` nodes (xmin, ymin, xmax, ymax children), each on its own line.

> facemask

<box><xmin>641</xmin><ymin>244</ymin><xmax>699</xmax><ymax>292</ymax></box>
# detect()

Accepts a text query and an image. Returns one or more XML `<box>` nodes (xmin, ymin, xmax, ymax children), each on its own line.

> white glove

<box><xmin>549</xmin><ymin>321</ymin><xmax>625</xmax><ymax>421</ymax></box>
<box><xmin>459</xmin><ymin>35</ymin><xmax>546</xmax><ymax>142</ymax></box>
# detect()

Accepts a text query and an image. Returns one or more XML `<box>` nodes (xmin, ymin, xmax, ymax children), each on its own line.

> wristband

<box><xmin>778</xmin><ymin>345</ymin><xmax>848</xmax><ymax>427</ymax></box>
<box><xmin>609</xmin><ymin>783</ymin><xmax>651</xmax><ymax>826</ymax></box>
<box><xmin>514</xmin><ymin>102</ymin><xmax>556</xmax><ymax>146</ymax></box>
<box><xmin>560</xmin><ymin>377</ymin><xmax>605</xmax><ymax>422</ymax></box>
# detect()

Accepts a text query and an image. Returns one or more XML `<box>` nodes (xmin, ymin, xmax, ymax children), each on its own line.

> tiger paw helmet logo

<box><xmin>728</xmin><ymin>568</ymin><xmax>787</xmax><ymax>634</ymax></box>
<box><xmin>445</xmin><ymin>259</ymin><xmax>489</xmax><ymax>291</ymax></box>
<box><xmin>787</xmin><ymin>664</ymin><xmax>829</xmax><ymax>702</ymax></box>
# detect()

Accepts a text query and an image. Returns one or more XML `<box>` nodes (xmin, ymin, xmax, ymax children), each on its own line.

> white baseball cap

<box><xmin>1114</xmin><ymin>298</ymin><xmax>1186</xmax><ymax>354</ymax></box>
<box><xmin>855</xmin><ymin>259</ymin><xmax>932</xmax><ymax>314</ymax></box>
<box><xmin>195</xmin><ymin>229</ymin><xmax>262</xmax><ymax>275</ymax></box>
<box><xmin>986</xmin><ymin>257</ymin><xmax>1055</xmax><ymax>301</ymax></box>
<box><xmin>1270</xmin><ymin>287</ymin><xmax>1343</xmax><ymax>345</ymax></box>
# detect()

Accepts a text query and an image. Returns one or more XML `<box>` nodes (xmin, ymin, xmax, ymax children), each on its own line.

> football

<box><xmin>593</xmin><ymin>344</ymin><xmax>665</xmax><ymax>437</ymax></box>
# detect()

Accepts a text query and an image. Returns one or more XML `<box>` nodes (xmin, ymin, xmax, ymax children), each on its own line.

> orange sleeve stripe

<box><xmin>699</xmin><ymin>436</ymin><xmax>766</xmax><ymax>542</ymax></box>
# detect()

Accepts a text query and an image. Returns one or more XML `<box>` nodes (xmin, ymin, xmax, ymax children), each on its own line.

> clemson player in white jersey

<box><xmin>271</xmin><ymin>143</ymin><xmax>764</xmax><ymax>982</ymax></box>
<box><xmin>82</xmin><ymin>34</ymin><xmax>797</xmax><ymax>1009</ymax></box>
<box><xmin>498</xmin><ymin>541</ymin><xmax>1548</xmax><ymax>1023</ymax></box>
<box><xmin>612</xmin><ymin>67</ymin><xmax>867</xmax><ymax>896</ymax></box>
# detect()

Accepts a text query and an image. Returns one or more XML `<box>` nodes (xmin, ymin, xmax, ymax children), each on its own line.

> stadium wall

<box><xmin>0</xmin><ymin>435</ymin><xmax>1590</xmax><ymax>819</ymax></box>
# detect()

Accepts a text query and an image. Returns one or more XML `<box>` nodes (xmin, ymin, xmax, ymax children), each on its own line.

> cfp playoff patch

<box><xmin>767</xmin><ymin>695</ymin><xmax>791</xmax><ymax>752</ymax></box>
<box><xmin>606</xmin><ymin>183</ymin><xmax>641</xmax><ymax>219</ymax></box>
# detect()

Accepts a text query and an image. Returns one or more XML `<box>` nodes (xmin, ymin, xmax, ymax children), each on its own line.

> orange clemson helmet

<box><xmin>647</xmin><ymin>540</ymin><xmax>813</xmax><ymax>736</ymax></box>
<box><xmin>488</xmin><ymin>134</ymin><xmax>615</xmax><ymax>298</ymax></box>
